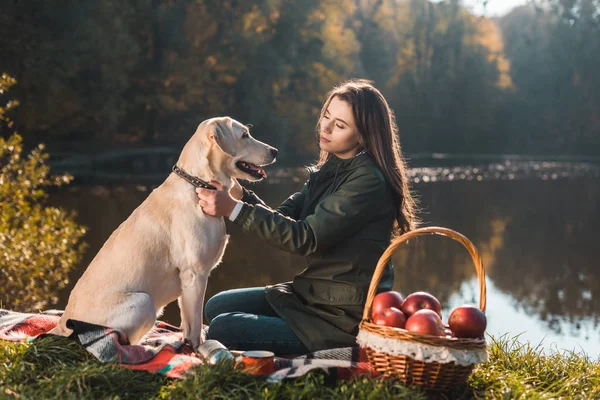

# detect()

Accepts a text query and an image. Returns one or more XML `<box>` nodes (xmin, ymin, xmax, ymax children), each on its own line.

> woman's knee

<box><xmin>204</xmin><ymin>287</ymin><xmax>266</xmax><ymax>323</ymax></box>
<box><xmin>206</xmin><ymin>312</ymin><xmax>238</xmax><ymax>343</ymax></box>
<box><xmin>204</xmin><ymin>291</ymin><xmax>229</xmax><ymax>323</ymax></box>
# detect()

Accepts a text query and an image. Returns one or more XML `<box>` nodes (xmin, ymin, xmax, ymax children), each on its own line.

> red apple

<box><xmin>371</xmin><ymin>291</ymin><xmax>404</xmax><ymax>319</ymax></box>
<box><xmin>448</xmin><ymin>305</ymin><xmax>487</xmax><ymax>338</ymax></box>
<box><xmin>373</xmin><ymin>307</ymin><xmax>407</xmax><ymax>329</ymax></box>
<box><xmin>401</xmin><ymin>291</ymin><xmax>442</xmax><ymax>317</ymax></box>
<box><xmin>405</xmin><ymin>309</ymin><xmax>446</xmax><ymax>337</ymax></box>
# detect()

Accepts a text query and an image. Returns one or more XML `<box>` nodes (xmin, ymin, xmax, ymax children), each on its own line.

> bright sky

<box><xmin>461</xmin><ymin>0</ymin><xmax>529</xmax><ymax>16</ymax></box>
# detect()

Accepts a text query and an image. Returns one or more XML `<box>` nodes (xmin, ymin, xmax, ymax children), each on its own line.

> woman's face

<box><xmin>319</xmin><ymin>96</ymin><xmax>362</xmax><ymax>159</ymax></box>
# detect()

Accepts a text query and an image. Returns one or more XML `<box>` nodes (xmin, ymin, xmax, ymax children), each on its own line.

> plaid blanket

<box><xmin>0</xmin><ymin>309</ymin><xmax>375</xmax><ymax>381</ymax></box>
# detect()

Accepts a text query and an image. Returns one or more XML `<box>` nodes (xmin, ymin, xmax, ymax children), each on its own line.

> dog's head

<box><xmin>181</xmin><ymin>117</ymin><xmax>278</xmax><ymax>182</ymax></box>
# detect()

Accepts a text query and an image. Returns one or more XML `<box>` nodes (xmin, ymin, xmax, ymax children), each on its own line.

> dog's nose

<box><xmin>270</xmin><ymin>148</ymin><xmax>278</xmax><ymax>158</ymax></box>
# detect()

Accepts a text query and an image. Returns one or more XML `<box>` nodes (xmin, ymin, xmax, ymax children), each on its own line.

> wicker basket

<box><xmin>357</xmin><ymin>226</ymin><xmax>488</xmax><ymax>392</ymax></box>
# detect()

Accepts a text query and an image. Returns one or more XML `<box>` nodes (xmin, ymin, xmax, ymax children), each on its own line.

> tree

<box><xmin>371</xmin><ymin>0</ymin><xmax>505</xmax><ymax>153</ymax></box>
<box><xmin>498</xmin><ymin>1</ymin><xmax>600</xmax><ymax>154</ymax></box>
<box><xmin>0</xmin><ymin>1</ymin><xmax>140</xmax><ymax>149</ymax></box>
<box><xmin>0</xmin><ymin>75</ymin><xmax>87</xmax><ymax>311</ymax></box>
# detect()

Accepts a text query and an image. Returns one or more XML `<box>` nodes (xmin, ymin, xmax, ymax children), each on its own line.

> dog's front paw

<box><xmin>184</xmin><ymin>335</ymin><xmax>204</xmax><ymax>351</ymax></box>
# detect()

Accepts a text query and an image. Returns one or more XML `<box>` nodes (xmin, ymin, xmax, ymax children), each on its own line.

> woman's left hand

<box><xmin>196</xmin><ymin>181</ymin><xmax>238</xmax><ymax>218</ymax></box>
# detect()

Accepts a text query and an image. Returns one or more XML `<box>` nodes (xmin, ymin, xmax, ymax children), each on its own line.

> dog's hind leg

<box><xmin>47</xmin><ymin>325</ymin><xmax>72</xmax><ymax>337</ymax></box>
<box><xmin>108</xmin><ymin>292</ymin><xmax>157</xmax><ymax>345</ymax></box>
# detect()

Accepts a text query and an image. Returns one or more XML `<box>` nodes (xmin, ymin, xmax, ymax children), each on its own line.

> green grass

<box><xmin>1</xmin><ymin>335</ymin><xmax>598</xmax><ymax>399</ymax></box>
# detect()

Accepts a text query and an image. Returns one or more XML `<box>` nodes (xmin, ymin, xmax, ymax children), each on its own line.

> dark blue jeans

<box><xmin>205</xmin><ymin>287</ymin><xmax>309</xmax><ymax>355</ymax></box>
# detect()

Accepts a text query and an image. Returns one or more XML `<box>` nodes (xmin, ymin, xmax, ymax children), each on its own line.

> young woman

<box><xmin>196</xmin><ymin>79</ymin><xmax>419</xmax><ymax>354</ymax></box>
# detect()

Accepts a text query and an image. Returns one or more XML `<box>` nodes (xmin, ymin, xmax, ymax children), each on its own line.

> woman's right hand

<box><xmin>230</xmin><ymin>178</ymin><xmax>243</xmax><ymax>200</ymax></box>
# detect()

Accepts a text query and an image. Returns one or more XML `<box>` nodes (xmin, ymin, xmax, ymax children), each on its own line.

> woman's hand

<box><xmin>196</xmin><ymin>181</ymin><xmax>238</xmax><ymax>218</ymax></box>
<box><xmin>230</xmin><ymin>178</ymin><xmax>243</xmax><ymax>200</ymax></box>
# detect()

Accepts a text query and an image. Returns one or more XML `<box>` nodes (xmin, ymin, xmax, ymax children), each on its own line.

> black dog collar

<box><xmin>172</xmin><ymin>165</ymin><xmax>216</xmax><ymax>190</ymax></box>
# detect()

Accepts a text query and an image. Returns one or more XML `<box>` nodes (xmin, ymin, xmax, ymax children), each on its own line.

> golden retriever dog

<box><xmin>50</xmin><ymin>117</ymin><xmax>277</xmax><ymax>349</ymax></box>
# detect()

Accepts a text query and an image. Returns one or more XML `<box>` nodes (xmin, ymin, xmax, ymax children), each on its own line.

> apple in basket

<box><xmin>400</xmin><ymin>291</ymin><xmax>442</xmax><ymax>317</ymax></box>
<box><xmin>371</xmin><ymin>291</ymin><xmax>404</xmax><ymax>318</ymax></box>
<box><xmin>448</xmin><ymin>305</ymin><xmax>487</xmax><ymax>338</ymax></box>
<box><xmin>405</xmin><ymin>309</ymin><xmax>446</xmax><ymax>337</ymax></box>
<box><xmin>372</xmin><ymin>307</ymin><xmax>407</xmax><ymax>329</ymax></box>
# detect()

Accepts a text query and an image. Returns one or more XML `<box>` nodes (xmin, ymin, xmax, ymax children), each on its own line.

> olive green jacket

<box><xmin>233</xmin><ymin>151</ymin><xmax>395</xmax><ymax>352</ymax></box>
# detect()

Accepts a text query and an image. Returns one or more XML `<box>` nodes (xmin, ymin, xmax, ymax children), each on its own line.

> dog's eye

<box><xmin>241</xmin><ymin>132</ymin><xmax>250</xmax><ymax>139</ymax></box>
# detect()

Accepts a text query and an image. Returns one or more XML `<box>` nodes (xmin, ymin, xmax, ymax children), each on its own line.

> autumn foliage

<box><xmin>0</xmin><ymin>76</ymin><xmax>87</xmax><ymax>311</ymax></box>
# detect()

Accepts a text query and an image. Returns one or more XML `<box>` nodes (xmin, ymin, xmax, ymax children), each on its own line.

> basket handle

<box><xmin>362</xmin><ymin>226</ymin><xmax>486</xmax><ymax>321</ymax></box>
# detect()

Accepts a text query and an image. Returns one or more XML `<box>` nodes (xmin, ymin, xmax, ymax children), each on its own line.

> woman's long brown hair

<box><xmin>316</xmin><ymin>79</ymin><xmax>419</xmax><ymax>236</ymax></box>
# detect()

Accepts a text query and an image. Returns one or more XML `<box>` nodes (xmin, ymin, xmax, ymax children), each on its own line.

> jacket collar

<box><xmin>327</xmin><ymin>149</ymin><xmax>369</xmax><ymax>167</ymax></box>
<box><xmin>308</xmin><ymin>150</ymin><xmax>372</xmax><ymax>179</ymax></box>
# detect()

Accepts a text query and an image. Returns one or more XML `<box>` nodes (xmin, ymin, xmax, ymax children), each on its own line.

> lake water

<box><xmin>48</xmin><ymin>159</ymin><xmax>600</xmax><ymax>358</ymax></box>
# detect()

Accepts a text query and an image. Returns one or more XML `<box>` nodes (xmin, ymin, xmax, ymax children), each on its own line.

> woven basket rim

<box><xmin>359</xmin><ymin>320</ymin><xmax>486</xmax><ymax>350</ymax></box>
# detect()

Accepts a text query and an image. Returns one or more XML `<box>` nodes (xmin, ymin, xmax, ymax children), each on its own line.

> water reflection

<box><xmin>396</xmin><ymin>178</ymin><xmax>600</xmax><ymax>356</ymax></box>
<box><xmin>47</xmin><ymin>162</ymin><xmax>600</xmax><ymax>356</ymax></box>
<box><xmin>408</xmin><ymin>159</ymin><xmax>600</xmax><ymax>182</ymax></box>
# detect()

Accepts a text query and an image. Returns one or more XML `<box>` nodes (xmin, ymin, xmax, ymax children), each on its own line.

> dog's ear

<box><xmin>212</xmin><ymin>121</ymin><xmax>236</xmax><ymax>157</ymax></box>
